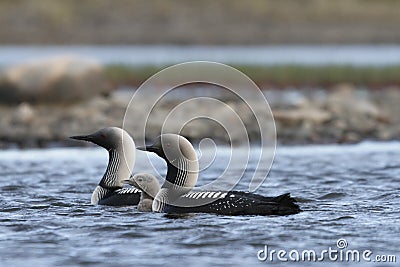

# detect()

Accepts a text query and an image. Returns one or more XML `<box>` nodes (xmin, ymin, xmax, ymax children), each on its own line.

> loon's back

<box><xmin>164</xmin><ymin>191</ymin><xmax>301</xmax><ymax>216</ymax></box>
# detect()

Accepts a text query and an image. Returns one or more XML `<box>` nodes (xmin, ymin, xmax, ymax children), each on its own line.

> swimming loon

<box><xmin>135</xmin><ymin>134</ymin><xmax>301</xmax><ymax>216</ymax></box>
<box><xmin>70</xmin><ymin>127</ymin><xmax>141</xmax><ymax>206</ymax></box>
<box><xmin>126</xmin><ymin>172</ymin><xmax>298</xmax><ymax>215</ymax></box>
<box><xmin>128</xmin><ymin>173</ymin><xmax>161</xmax><ymax>212</ymax></box>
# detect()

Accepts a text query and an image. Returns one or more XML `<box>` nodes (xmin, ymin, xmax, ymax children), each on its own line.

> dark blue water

<box><xmin>0</xmin><ymin>142</ymin><xmax>399</xmax><ymax>266</ymax></box>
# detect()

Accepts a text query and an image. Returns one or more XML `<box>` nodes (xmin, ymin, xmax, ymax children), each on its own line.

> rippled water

<box><xmin>0</xmin><ymin>142</ymin><xmax>399</xmax><ymax>266</ymax></box>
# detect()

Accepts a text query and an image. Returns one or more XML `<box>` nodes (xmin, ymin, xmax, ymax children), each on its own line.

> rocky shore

<box><xmin>268</xmin><ymin>85</ymin><xmax>398</xmax><ymax>144</ymax></box>
<box><xmin>1</xmin><ymin>86</ymin><xmax>399</xmax><ymax>147</ymax></box>
<box><xmin>1</xmin><ymin>57</ymin><xmax>399</xmax><ymax>148</ymax></box>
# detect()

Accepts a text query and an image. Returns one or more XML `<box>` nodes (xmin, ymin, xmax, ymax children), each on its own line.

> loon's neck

<box><xmin>153</xmin><ymin>156</ymin><xmax>199</xmax><ymax>212</ymax></box>
<box><xmin>99</xmin><ymin>149</ymin><xmax>125</xmax><ymax>189</ymax></box>
<box><xmin>92</xmin><ymin>148</ymin><xmax>134</xmax><ymax>205</ymax></box>
<box><xmin>165</xmin><ymin>158</ymin><xmax>199</xmax><ymax>188</ymax></box>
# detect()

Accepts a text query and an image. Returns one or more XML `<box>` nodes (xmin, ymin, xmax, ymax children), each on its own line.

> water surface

<box><xmin>1</xmin><ymin>45</ymin><xmax>400</xmax><ymax>66</ymax></box>
<box><xmin>0</xmin><ymin>142</ymin><xmax>399</xmax><ymax>266</ymax></box>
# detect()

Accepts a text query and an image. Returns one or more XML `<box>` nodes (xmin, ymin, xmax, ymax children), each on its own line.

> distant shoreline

<box><xmin>1</xmin><ymin>0</ymin><xmax>400</xmax><ymax>44</ymax></box>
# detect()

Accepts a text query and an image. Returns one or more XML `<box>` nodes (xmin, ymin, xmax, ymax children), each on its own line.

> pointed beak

<box><xmin>137</xmin><ymin>145</ymin><xmax>159</xmax><ymax>153</ymax></box>
<box><xmin>69</xmin><ymin>134</ymin><xmax>94</xmax><ymax>142</ymax></box>
<box><xmin>136</xmin><ymin>146</ymin><xmax>147</xmax><ymax>151</ymax></box>
<box><xmin>124</xmin><ymin>176</ymin><xmax>139</xmax><ymax>188</ymax></box>
<box><xmin>131</xmin><ymin>179</ymin><xmax>140</xmax><ymax>188</ymax></box>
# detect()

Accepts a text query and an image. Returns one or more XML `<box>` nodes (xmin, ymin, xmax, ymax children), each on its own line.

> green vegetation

<box><xmin>104</xmin><ymin>65</ymin><xmax>162</xmax><ymax>87</ymax></box>
<box><xmin>105</xmin><ymin>64</ymin><xmax>400</xmax><ymax>88</ymax></box>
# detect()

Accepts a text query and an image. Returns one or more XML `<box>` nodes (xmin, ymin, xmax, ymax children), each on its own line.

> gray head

<box><xmin>137</xmin><ymin>134</ymin><xmax>199</xmax><ymax>189</ymax></box>
<box><xmin>127</xmin><ymin>173</ymin><xmax>160</xmax><ymax>199</ymax></box>
<box><xmin>137</xmin><ymin>134</ymin><xmax>198</xmax><ymax>166</ymax></box>
<box><xmin>70</xmin><ymin>127</ymin><xmax>133</xmax><ymax>151</ymax></box>
<box><xmin>137</xmin><ymin>134</ymin><xmax>199</xmax><ymax>212</ymax></box>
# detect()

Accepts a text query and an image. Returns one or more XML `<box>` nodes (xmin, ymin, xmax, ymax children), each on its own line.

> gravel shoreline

<box><xmin>1</xmin><ymin>85</ymin><xmax>399</xmax><ymax>148</ymax></box>
<box><xmin>1</xmin><ymin>57</ymin><xmax>399</xmax><ymax>148</ymax></box>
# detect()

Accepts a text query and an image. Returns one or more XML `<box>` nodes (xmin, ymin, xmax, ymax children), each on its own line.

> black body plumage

<box><xmin>97</xmin><ymin>188</ymin><xmax>141</xmax><ymax>206</ymax></box>
<box><xmin>163</xmin><ymin>191</ymin><xmax>301</xmax><ymax>216</ymax></box>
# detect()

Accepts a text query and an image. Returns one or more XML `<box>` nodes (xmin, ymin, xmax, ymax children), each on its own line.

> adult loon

<box><xmin>70</xmin><ymin>127</ymin><xmax>141</xmax><ymax>206</ymax></box>
<box><xmin>136</xmin><ymin>134</ymin><xmax>301</xmax><ymax>216</ymax></box>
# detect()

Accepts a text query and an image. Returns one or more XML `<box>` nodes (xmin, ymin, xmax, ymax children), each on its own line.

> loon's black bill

<box><xmin>127</xmin><ymin>178</ymin><xmax>139</xmax><ymax>188</ymax></box>
<box><xmin>137</xmin><ymin>145</ymin><xmax>158</xmax><ymax>153</ymax></box>
<box><xmin>69</xmin><ymin>135</ymin><xmax>93</xmax><ymax>142</ymax></box>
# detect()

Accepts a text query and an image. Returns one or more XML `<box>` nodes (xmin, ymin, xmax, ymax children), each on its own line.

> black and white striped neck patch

<box><xmin>115</xmin><ymin>187</ymin><xmax>141</xmax><ymax>195</ymax></box>
<box><xmin>182</xmin><ymin>191</ymin><xmax>228</xmax><ymax>199</ymax></box>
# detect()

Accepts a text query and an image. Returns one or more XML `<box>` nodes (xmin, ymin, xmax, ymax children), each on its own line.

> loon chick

<box><xmin>127</xmin><ymin>173</ymin><xmax>161</xmax><ymax>212</ymax></box>
<box><xmin>137</xmin><ymin>134</ymin><xmax>301</xmax><ymax>216</ymax></box>
<box><xmin>70</xmin><ymin>127</ymin><xmax>140</xmax><ymax>206</ymax></box>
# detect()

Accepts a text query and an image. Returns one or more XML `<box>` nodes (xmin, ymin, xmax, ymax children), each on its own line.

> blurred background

<box><xmin>1</xmin><ymin>0</ymin><xmax>400</xmax><ymax>147</ymax></box>
<box><xmin>2</xmin><ymin>3</ymin><xmax>400</xmax><ymax>266</ymax></box>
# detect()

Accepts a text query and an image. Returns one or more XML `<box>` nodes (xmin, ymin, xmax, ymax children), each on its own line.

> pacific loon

<box><xmin>70</xmin><ymin>127</ymin><xmax>140</xmax><ymax>206</ymax></box>
<box><xmin>134</xmin><ymin>134</ymin><xmax>301</xmax><ymax>216</ymax></box>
